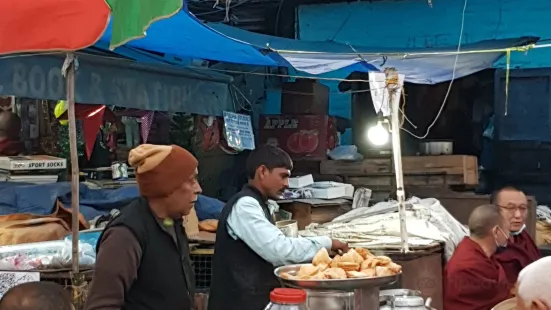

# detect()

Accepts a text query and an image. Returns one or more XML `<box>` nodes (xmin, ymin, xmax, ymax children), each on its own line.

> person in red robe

<box><xmin>444</xmin><ymin>204</ymin><xmax>512</xmax><ymax>310</ymax></box>
<box><xmin>0</xmin><ymin>111</ymin><xmax>24</xmax><ymax>156</ymax></box>
<box><xmin>492</xmin><ymin>187</ymin><xmax>541</xmax><ymax>286</ymax></box>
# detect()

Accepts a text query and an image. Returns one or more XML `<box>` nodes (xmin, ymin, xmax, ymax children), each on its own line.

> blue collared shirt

<box><xmin>227</xmin><ymin>197</ymin><xmax>332</xmax><ymax>267</ymax></box>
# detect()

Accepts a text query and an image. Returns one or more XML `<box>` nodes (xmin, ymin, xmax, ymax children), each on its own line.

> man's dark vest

<box><xmin>96</xmin><ymin>197</ymin><xmax>195</xmax><ymax>310</ymax></box>
<box><xmin>208</xmin><ymin>185</ymin><xmax>281</xmax><ymax>310</ymax></box>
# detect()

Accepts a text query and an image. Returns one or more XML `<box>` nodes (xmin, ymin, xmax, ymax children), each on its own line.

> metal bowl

<box><xmin>380</xmin><ymin>289</ymin><xmax>422</xmax><ymax>298</ymax></box>
<box><xmin>274</xmin><ymin>264</ymin><xmax>400</xmax><ymax>291</ymax></box>
<box><xmin>276</xmin><ymin>220</ymin><xmax>299</xmax><ymax>238</ymax></box>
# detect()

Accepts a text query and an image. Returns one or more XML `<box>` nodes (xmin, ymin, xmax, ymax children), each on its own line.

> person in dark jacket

<box><xmin>85</xmin><ymin>144</ymin><xmax>201</xmax><ymax>310</ymax></box>
<box><xmin>209</xmin><ymin>145</ymin><xmax>349</xmax><ymax>310</ymax></box>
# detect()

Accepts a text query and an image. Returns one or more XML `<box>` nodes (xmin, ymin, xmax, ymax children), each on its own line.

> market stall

<box><xmin>1</xmin><ymin>1</ymin><xmax>546</xmax><ymax>309</ymax></box>
<box><xmin>0</xmin><ymin>0</ymin><xmax>108</xmax><ymax>299</ymax></box>
<box><xmin>0</xmin><ymin>2</ymin><xmax>234</xmax><ymax>306</ymax></box>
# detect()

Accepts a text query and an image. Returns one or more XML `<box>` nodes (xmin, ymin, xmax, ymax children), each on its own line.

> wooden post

<box><xmin>65</xmin><ymin>53</ymin><xmax>80</xmax><ymax>274</ymax></box>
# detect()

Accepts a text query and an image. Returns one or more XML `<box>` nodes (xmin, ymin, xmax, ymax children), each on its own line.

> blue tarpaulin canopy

<box><xmin>207</xmin><ymin>23</ymin><xmax>537</xmax><ymax>84</ymax></box>
<box><xmin>98</xmin><ymin>9</ymin><xmax>536</xmax><ymax>84</ymax></box>
<box><xmin>98</xmin><ymin>11</ymin><xmax>278</xmax><ymax>67</ymax></box>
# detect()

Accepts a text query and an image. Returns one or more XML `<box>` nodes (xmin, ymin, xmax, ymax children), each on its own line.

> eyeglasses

<box><xmin>498</xmin><ymin>204</ymin><xmax>528</xmax><ymax>214</ymax></box>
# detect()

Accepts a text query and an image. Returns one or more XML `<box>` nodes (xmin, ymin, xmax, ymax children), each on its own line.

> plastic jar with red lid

<box><xmin>264</xmin><ymin>288</ymin><xmax>308</xmax><ymax>310</ymax></box>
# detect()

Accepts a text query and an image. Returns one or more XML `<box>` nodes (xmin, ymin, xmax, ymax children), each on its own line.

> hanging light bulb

<box><xmin>367</xmin><ymin>120</ymin><xmax>389</xmax><ymax>146</ymax></box>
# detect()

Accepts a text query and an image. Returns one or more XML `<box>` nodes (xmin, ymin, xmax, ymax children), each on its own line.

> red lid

<box><xmin>270</xmin><ymin>288</ymin><xmax>307</xmax><ymax>304</ymax></box>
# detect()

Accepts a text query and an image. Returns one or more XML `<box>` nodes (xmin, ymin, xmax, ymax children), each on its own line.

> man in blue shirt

<box><xmin>209</xmin><ymin>145</ymin><xmax>349</xmax><ymax>310</ymax></box>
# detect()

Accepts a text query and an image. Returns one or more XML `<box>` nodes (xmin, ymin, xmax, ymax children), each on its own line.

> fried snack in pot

<box><xmin>361</xmin><ymin>268</ymin><xmax>377</xmax><ymax>277</ymax></box>
<box><xmin>317</xmin><ymin>263</ymin><xmax>329</xmax><ymax>272</ymax></box>
<box><xmin>280</xmin><ymin>272</ymin><xmax>296</xmax><ymax>280</ymax></box>
<box><xmin>375</xmin><ymin>256</ymin><xmax>392</xmax><ymax>266</ymax></box>
<box><xmin>312</xmin><ymin>248</ymin><xmax>331</xmax><ymax>266</ymax></box>
<box><xmin>375</xmin><ymin>266</ymin><xmax>394</xmax><ymax>277</ymax></box>
<box><xmin>360</xmin><ymin>257</ymin><xmax>377</xmax><ymax>270</ymax></box>
<box><xmin>309</xmin><ymin>271</ymin><xmax>326</xmax><ymax>280</ymax></box>
<box><xmin>387</xmin><ymin>262</ymin><xmax>402</xmax><ymax>273</ymax></box>
<box><xmin>330</xmin><ymin>255</ymin><xmax>342</xmax><ymax>268</ymax></box>
<box><xmin>281</xmin><ymin>247</ymin><xmax>403</xmax><ymax>281</ymax></box>
<box><xmin>346</xmin><ymin>271</ymin><xmax>369</xmax><ymax>278</ymax></box>
<box><xmin>323</xmin><ymin>268</ymin><xmax>347</xmax><ymax>280</ymax></box>
<box><xmin>342</xmin><ymin>249</ymin><xmax>364</xmax><ymax>264</ymax></box>
<box><xmin>337</xmin><ymin>262</ymin><xmax>360</xmax><ymax>272</ymax></box>
<box><xmin>339</xmin><ymin>253</ymin><xmax>354</xmax><ymax>264</ymax></box>
<box><xmin>350</xmin><ymin>249</ymin><xmax>365</xmax><ymax>264</ymax></box>
<box><xmin>297</xmin><ymin>264</ymin><xmax>320</xmax><ymax>278</ymax></box>
<box><xmin>355</xmin><ymin>247</ymin><xmax>372</xmax><ymax>259</ymax></box>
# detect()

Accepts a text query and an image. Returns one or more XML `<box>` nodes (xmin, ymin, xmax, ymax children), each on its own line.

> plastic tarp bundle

<box><xmin>0</xmin><ymin>239</ymin><xmax>96</xmax><ymax>271</ymax></box>
<box><xmin>300</xmin><ymin>197</ymin><xmax>468</xmax><ymax>260</ymax></box>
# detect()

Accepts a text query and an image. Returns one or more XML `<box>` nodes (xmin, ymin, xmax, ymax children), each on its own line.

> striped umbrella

<box><xmin>106</xmin><ymin>0</ymin><xmax>184</xmax><ymax>50</ymax></box>
<box><xmin>0</xmin><ymin>0</ymin><xmax>181</xmax><ymax>277</ymax></box>
<box><xmin>0</xmin><ymin>0</ymin><xmax>110</xmax><ymax>54</ymax></box>
<box><xmin>0</xmin><ymin>0</ymin><xmax>183</xmax><ymax>54</ymax></box>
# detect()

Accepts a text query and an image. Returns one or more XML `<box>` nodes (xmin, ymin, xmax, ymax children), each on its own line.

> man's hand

<box><xmin>532</xmin><ymin>300</ymin><xmax>551</xmax><ymax>310</ymax></box>
<box><xmin>331</xmin><ymin>239</ymin><xmax>350</xmax><ymax>253</ymax></box>
<box><xmin>510</xmin><ymin>283</ymin><xmax>518</xmax><ymax>297</ymax></box>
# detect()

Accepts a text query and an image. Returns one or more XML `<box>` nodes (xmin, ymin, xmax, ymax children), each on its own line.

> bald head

<box><xmin>468</xmin><ymin>204</ymin><xmax>506</xmax><ymax>238</ymax></box>
<box><xmin>0</xmin><ymin>111</ymin><xmax>21</xmax><ymax>139</ymax></box>
<box><xmin>517</xmin><ymin>257</ymin><xmax>551</xmax><ymax>310</ymax></box>
<box><xmin>0</xmin><ymin>282</ymin><xmax>74</xmax><ymax>310</ymax></box>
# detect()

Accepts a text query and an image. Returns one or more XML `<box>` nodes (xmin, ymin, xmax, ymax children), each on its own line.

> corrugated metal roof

<box><xmin>188</xmin><ymin>0</ymin><xmax>405</xmax><ymax>35</ymax></box>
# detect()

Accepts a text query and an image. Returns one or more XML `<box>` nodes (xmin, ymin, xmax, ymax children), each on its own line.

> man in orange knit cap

<box><xmin>85</xmin><ymin>144</ymin><xmax>202</xmax><ymax>310</ymax></box>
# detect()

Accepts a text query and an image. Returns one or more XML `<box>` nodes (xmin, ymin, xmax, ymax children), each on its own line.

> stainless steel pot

<box><xmin>276</xmin><ymin>220</ymin><xmax>298</xmax><ymax>238</ymax></box>
<box><xmin>306</xmin><ymin>290</ymin><xmax>354</xmax><ymax>310</ymax></box>
<box><xmin>380</xmin><ymin>289</ymin><xmax>435</xmax><ymax>310</ymax></box>
<box><xmin>419</xmin><ymin>140</ymin><xmax>453</xmax><ymax>155</ymax></box>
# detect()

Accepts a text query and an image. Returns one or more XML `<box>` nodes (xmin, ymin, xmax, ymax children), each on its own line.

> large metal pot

<box><xmin>419</xmin><ymin>140</ymin><xmax>453</xmax><ymax>155</ymax></box>
<box><xmin>379</xmin><ymin>289</ymin><xmax>435</xmax><ymax>310</ymax></box>
<box><xmin>276</xmin><ymin>220</ymin><xmax>298</xmax><ymax>238</ymax></box>
<box><xmin>306</xmin><ymin>290</ymin><xmax>354</xmax><ymax>310</ymax></box>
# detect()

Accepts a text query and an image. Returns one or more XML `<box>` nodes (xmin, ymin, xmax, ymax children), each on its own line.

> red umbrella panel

<box><xmin>0</xmin><ymin>0</ymin><xmax>110</xmax><ymax>55</ymax></box>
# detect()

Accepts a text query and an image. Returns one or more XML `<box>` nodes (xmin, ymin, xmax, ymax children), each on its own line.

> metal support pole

<box><xmin>64</xmin><ymin>53</ymin><xmax>80</xmax><ymax>274</ymax></box>
<box><xmin>386</xmin><ymin>69</ymin><xmax>409</xmax><ymax>253</ymax></box>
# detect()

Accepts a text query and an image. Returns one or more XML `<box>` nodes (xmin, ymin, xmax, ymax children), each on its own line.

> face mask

<box><xmin>510</xmin><ymin>224</ymin><xmax>526</xmax><ymax>236</ymax></box>
<box><xmin>495</xmin><ymin>227</ymin><xmax>509</xmax><ymax>254</ymax></box>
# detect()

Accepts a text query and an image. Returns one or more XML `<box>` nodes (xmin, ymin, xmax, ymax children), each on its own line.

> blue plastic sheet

<box><xmin>98</xmin><ymin>7</ymin><xmax>535</xmax><ymax>83</ymax></box>
<box><xmin>207</xmin><ymin>24</ymin><xmax>537</xmax><ymax>84</ymax></box>
<box><xmin>98</xmin><ymin>8</ymin><xmax>535</xmax><ymax>84</ymax></box>
<box><xmin>98</xmin><ymin>11</ymin><xmax>277</xmax><ymax>67</ymax></box>
<box><xmin>0</xmin><ymin>182</ymin><xmax>223</xmax><ymax>221</ymax></box>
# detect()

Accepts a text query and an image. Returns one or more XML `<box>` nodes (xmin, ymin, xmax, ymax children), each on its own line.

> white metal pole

<box><xmin>386</xmin><ymin>71</ymin><xmax>409</xmax><ymax>253</ymax></box>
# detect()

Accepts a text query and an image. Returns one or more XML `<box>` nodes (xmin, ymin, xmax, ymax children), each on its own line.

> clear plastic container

<box><xmin>265</xmin><ymin>288</ymin><xmax>308</xmax><ymax>310</ymax></box>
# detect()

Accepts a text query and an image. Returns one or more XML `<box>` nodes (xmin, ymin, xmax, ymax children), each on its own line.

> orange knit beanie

<box><xmin>128</xmin><ymin>144</ymin><xmax>198</xmax><ymax>198</ymax></box>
